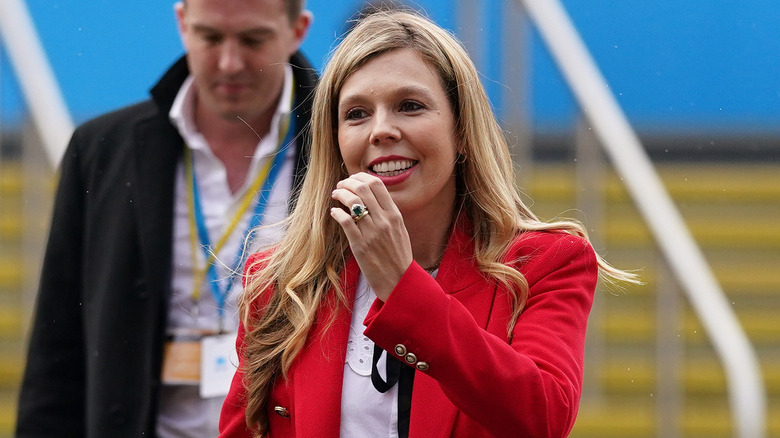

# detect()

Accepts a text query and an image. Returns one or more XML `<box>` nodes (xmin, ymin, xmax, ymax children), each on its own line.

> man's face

<box><xmin>176</xmin><ymin>0</ymin><xmax>309</xmax><ymax>124</ymax></box>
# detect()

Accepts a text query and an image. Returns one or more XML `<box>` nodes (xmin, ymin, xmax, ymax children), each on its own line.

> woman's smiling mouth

<box><xmin>370</xmin><ymin>159</ymin><xmax>417</xmax><ymax>177</ymax></box>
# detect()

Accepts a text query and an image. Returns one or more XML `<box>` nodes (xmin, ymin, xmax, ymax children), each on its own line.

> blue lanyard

<box><xmin>189</xmin><ymin>113</ymin><xmax>296</xmax><ymax>322</ymax></box>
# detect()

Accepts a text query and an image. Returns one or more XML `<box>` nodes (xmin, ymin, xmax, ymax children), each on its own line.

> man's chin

<box><xmin>215</xmin><ymin>106</ymin><xmax>254</xmax><ymax>123</ymax></box>
<box><xmin>219</xmin><ymin>110</ymin><xmax>245</xmax><ymax>121</ymax></box>
<box><xmin>205</xmin><ymin>98</ymin><xmax>272</xmax><ymax>126</ymax></box>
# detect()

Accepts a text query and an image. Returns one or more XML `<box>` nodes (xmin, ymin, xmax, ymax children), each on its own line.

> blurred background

<box><xmin>0</xmin><ymin>0</ymin><xmax>778</xmax><ymax>436</ymax></box>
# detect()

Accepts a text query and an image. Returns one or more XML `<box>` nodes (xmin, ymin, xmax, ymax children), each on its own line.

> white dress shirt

<box><xmin>157</xmin><ymin>65</ymin><xmax>295</xmax><ymax>438</ymax></box>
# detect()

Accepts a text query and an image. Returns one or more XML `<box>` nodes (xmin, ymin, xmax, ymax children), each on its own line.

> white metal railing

<box><xmin>517</xmin><ymin>1</ymin><xmax>766</xmax><ymax>436</ymax></box>
<box><xmin>0</xmin><ymin>0</ymin><xmax>74</xmax><ymax>167</ymax></box>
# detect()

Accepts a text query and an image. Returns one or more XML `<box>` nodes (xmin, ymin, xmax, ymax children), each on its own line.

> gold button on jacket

<box><xmin>274</xmin><ymin>406</ymin><xmax>290</xmax><ymax>418</ymax></box>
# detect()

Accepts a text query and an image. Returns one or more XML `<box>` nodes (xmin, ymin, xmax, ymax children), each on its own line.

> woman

<box><xmin>220</xmin><ymin>9</ymin><xmax>636</xmax><ymax>438</ymax></box>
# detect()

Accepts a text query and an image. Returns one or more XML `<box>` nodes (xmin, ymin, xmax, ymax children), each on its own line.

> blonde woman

<box><xmin>220</xmin><ymin>9</ymin><xmax>636</xmax><ymax>438</ymax></box>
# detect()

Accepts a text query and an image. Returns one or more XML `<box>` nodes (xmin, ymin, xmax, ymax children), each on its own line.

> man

<box><xmin>16</xmin><ymin>0</ymin><xmax>315</xmax><ymax>436</ymax></box>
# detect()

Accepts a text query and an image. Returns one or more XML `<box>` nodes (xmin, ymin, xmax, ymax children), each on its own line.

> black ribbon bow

<box><xmin>371</xmin><ymin>344</ymin><xmax>415</xmax><ymax>437</ymax></box>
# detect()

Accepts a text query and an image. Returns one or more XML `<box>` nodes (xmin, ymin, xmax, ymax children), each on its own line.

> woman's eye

<box><xmin>344</xmin><ymin>108</ymin><xmax>368</xmax><ymax>120</ymax></box>
<box><xmin>399</xmin><ymin>100</ymin><xmax>425</xmax><ymax>112</ymax></box>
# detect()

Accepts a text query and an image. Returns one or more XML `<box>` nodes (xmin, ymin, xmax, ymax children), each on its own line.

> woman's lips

<box><xmin>370</xmin><ymin>159</ymin><xmax>416</xmax><ymax>176</ymax></box>
<box><xmin>369</xmin><ymin>159</ymin><xmax>417</xmax><ymax>186</ymax></box>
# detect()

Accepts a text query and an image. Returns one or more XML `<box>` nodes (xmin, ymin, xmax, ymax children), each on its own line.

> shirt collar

<box><xmin>169</xmin><ymin>64</ymin><xmax>294</xmax><ymax>151</ymax></box>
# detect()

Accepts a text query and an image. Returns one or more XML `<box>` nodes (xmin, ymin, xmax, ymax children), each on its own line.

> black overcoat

<box><xmin>16</xmin><ymin>52</ymin><xmax>317</xmax><ymax>437</ymax></box>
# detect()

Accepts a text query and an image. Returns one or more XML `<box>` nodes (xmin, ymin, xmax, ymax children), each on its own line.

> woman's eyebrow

<box><xmin>339</xmin><ymin>84</ymin><xmax>435</xmax><ymax>106</ymax></box>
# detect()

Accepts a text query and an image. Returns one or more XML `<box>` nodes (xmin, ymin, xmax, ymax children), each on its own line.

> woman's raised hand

<box><xmin>330</xmin><ymin>172</ymin><xmax>413</xmax><ymax>301</ymax></box>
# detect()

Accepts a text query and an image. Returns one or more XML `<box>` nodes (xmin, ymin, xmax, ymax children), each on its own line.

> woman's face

<box><xmin>336</xmin><ymin>48</ymin><xmax>458</xmax><ymax>222</ymax></box>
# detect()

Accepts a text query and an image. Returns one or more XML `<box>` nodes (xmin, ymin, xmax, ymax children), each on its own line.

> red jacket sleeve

<box><xmin>363</xmin><ymin>232</ymin><xmax>597</xmax><ymax>437</ymax></box>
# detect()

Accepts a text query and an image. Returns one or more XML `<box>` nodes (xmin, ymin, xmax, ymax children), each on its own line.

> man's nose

<box><xmin>218</xmin><ymin>40</ymin><xmax>244</xmax><ymax>73</ymax></box>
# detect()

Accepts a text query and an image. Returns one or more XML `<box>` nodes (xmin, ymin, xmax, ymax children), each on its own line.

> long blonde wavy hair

<box><xmin>238</xmin><ymin>9</ymin><xmax>636</xmax><ymax>435</ymax></box>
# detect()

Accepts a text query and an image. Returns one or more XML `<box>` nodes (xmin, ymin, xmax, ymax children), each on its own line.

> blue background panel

<box><xmin>3</xmin><ymin>0</ymin><xmax>779</xmax><ymax>134</ymax></box>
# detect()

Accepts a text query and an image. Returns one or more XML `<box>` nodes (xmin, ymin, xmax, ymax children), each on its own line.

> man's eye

<box><xmin>241</xmin><ymin>38</ymin><xmax>264</xmax><ymax>48</ymax></box>
<box><xmin>202</xmin><ymin>34</ymin><xmax>223</xmax><ymax>44</ymax></box>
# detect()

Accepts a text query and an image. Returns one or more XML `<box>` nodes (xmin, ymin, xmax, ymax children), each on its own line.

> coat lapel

<box><xmin>132</xmin><ymin>118</ymin><xmax>182</xmax><ymax>306</ymax></box>
<box><xmin>289</xmin><ymin>257</ymin><xmax>360</xmax><ymax>437</ymax></box>
<box><xmin>409</xmin><ymin>217</ymin><xmax>501</xmax><ymax>437</ymax></box>
<box><xmin>436</xmin><ymin>215</ymin><xmax>496</xmax><ymax>328</ymax></box>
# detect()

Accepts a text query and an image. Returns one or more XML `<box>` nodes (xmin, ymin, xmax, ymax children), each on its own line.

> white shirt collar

<box><xmin>168</xmin><ymin>64</ymin><xmax>295</xmax><ymax>152</ymax></box>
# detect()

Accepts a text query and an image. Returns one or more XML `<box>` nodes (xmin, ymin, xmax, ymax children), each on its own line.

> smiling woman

<box><xmin>336</xmin><ymin>48</ymin><xmax>459</xmax><ymax>266</ymax></box>
<box><xmin>219</xmin><ymin>8</ymin><xmax>638</xmax><ymax>438</ymax></box>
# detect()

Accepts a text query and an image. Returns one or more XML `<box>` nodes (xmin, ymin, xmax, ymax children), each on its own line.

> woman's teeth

<box><xmin>371</xmin><ymin>160</ymin><xmax>415</xmax><ymax>176</ymax></box>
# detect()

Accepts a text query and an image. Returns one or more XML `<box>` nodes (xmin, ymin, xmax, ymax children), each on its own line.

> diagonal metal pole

<box><xmin>516</xmin><ymin>1</ymin><xmax>766</xmax><ymax>436</ymax></box>
<box><xmin>0</xmin><ymin>0</ymin><xmax>74</xmax><ymax>168</ymax></box>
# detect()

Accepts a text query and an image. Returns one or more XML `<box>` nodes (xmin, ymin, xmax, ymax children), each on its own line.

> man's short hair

<box><xmin>180</xmin><ymin>0</ymin><xmax>305</xmax><ymax>23</ymax></box>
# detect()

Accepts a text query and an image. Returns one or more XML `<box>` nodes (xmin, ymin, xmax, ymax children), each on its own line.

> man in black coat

<box><xmin>16</xmin><ymin>0</ymin><xmax>316</xmax><ymax>436</ymax></box>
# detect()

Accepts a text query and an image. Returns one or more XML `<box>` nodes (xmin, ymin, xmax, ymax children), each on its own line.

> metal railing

<box><xmin>0</xmin><ymin>0</ymin><xmax>74</xmax><ymax>167</ymax></box>
<box><xmin>518</xmin><ymin>0</ymin><xmax>766</xmax><ymax>436</ymax></box>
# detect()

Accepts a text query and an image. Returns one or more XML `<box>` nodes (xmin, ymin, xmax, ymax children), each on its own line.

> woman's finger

<box><xmin>333</xmin><ymin>177</ymin><xmax>382</xmax><ymax>218</ymax></box>
<box><xmin>330</xmin><ymin>206</ymin><xmax>368</xmax><ymax>242</ymax></box>
<box><xmin>336</xmin><ymin>173</ymin><xmax>396</xmax><ymax>215</ymax></box>
<box><xmin>331</xmin><ymin>173</ymin><xmax>389</xmax><ymax>225</ymax></box>
<box><xmin>329</xmin><ymin>173</ymin><xmax>413</xmax><ymax>300</ymax></box>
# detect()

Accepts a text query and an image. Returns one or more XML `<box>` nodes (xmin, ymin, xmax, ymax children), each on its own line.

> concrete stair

<box><xmin>522</xmin><ymin>162</ymin><xmax>780</xmax><ymax>437</ymax></box>
<box><xmin>0</xmin><ymin>161</ymin><xmax>26</xmax><ymax>436</ymax></box>
<box><xmin>0</xmin><ymin>159</ymin><xmax>52</xmax><ymax>437</ymax></box>
<box><xmin>0</xmin><ymin>159</ymin><xmax>778</xmax><ymax>436</ymax></box>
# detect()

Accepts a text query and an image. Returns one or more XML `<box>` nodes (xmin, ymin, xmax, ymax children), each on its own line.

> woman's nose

<box><xmin>369</xmin><ymin>111</ymin><xmax>401</xmax><ymax>145</ymax></box>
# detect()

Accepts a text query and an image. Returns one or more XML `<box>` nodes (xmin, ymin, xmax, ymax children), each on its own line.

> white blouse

<box><xmin>340</xmin><ymin>274</ymin><xmax>399</xmax><ymax>438</ymax></box>
<box><xmin>339</xmin><ymin>268</ymin><xmax>438</xmax><ymax>437</ymax></box>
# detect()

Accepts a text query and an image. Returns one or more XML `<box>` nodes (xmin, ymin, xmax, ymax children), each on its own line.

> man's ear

<box><xmin>289</xmin><ymin>10</ymin><xmax>313</xmax><ymax>52</ymax></box>
<box><xmin>174</xmin><ymin>2</ymin><xmax>188</xmax><ymax>48</ymax></box>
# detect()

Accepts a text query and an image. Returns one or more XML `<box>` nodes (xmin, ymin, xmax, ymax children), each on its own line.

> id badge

<box><xmin>160</xmin><ymin>339</ymin><xmax>201</xmax><ymax>385</ymax></box>
<box><xmin>200</xmin><ymin>333</ymin><xmax>239</xmax><ymax>398</ymax></box>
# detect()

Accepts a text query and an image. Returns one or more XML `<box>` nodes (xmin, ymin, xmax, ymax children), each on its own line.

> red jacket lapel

<box><xmin>407</xmin><ymin>216</ymin><xmax>500</xmax><ymax>437</ymax></box>
<box><xmin>282</xmin><ymin>257</ymin><xmax>360</xmax><ymax>437</ymax></box>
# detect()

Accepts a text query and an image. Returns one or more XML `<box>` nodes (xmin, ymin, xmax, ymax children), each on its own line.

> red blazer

<box><xmin>220</xmin><ymin>220</ymin><xmax>597</xmax><ymax>437</ymax></box>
